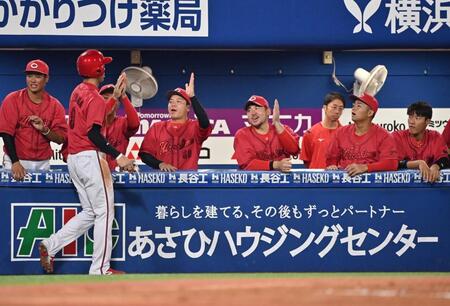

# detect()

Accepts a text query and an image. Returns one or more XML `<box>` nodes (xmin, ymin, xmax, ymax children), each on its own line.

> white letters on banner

<box><xmin>0</xmin><ymin>0</ymin><xmax>208</xmax><ymax>37</ymax></box>
<box><xmin>345</xmin><ymin>0</ymin><xmax>450</xmax><ymax>34</ymax></box>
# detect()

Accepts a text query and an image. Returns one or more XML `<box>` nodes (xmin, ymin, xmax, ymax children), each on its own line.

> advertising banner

<box><xmin>0</xmin><ymin>1</ymin><xmax>449</xmax><ymax>48</ymax></box>
<box><xmin>1</xmin><ymin>170</ymin><xmax>449</xmax><ymax>274</ymax></box>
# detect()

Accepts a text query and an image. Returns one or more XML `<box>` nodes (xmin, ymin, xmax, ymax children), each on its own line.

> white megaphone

<box><xmin>122</xmin><ymin>66</ymin><xmax>158</xmax><ymax>107</ymax></box>
<box><xmin>353</xmin><ymin>65</ymin><xmax>388</xmax><ymax>97</ymax></box>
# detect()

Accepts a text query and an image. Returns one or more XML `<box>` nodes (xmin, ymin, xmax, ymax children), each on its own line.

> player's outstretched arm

<box><xmin>88</xmin><ymin>125</ymin><xmax>121</xmax><ymax>156</ymax></box>
<box><xmin>190</xmin><ymin>96</ymin><xmax>210</xmax><ymax>129</ymax></box>
<box><xmin>87</xmin><ymin>124</ymin><xmax>136</xmax><ymax>172</ymax></box>
<box><xmin>121</xmin><ymin>95</ymin><xmax>140</xmax><ymax>132</ymax></box>
<box><xmin>185</xmin><ymin>73</ymin><xmax>209</xmax><ymax>129</ymax></box>
<box><xmin>139</xmin><ymin>151</ymin><xmax>177</xmax><ymax>171</ymax></box>
<box><xmin>271</xmin><ymin>99</ymin><xmax>300</xmax><ymax>155</ymax></box>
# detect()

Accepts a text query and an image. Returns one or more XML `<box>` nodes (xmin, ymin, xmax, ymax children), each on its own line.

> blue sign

<box><xmin>0</xmin><ymin>1</ymin><xmax>448</xmax><ymax>48</ymax></box>
<box><xmin>0</xmin><ymin>170</ymin><xmax>449</xmax><ymax>274</ymax></box>
<box><xmin>1</xmin><ymin>169</ymin><xmax>450</xmax><ymax>188</ymax></box>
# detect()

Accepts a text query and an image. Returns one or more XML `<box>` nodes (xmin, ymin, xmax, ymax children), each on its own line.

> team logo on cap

<box><xmin>30</xmin><ymin>63</ymin><xmax>38</xmax><ymax>68</ymax></box>
<box><xmin>249</xmin><ymin>96</ymin><xmax>257</xmax><ymax>101</ymax></box>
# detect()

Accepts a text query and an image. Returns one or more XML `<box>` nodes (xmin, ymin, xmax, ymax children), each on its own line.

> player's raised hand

<box><xmin>185</xmin><ymin>72</ymin><xmax>195</xmax><ymax>98</ymax></box>
<box><xmin>113</xmin><ymin>73</ymin><xmax>127</xmax><ymax>99</ymax></box>
<box><xmin>272</xmin><ymin>99</ymin><xmax>280</xmax><ymax>125</ymax></box>
<box><xmin>272</xmin><ymin>99</ymin><xmax>285</xmax><ymax>134</ymax></box>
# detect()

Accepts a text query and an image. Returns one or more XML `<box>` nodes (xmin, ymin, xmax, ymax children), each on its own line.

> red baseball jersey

<box><xmin>300</xmin><ymin>122</ymin><xmax>342</xmax><ymax>169</ymax></box>
<box><xmin>392</xmin><ymin>129</ymin><xmax>448</xmax><ymax>166</ymax></box>
<box><xmin>68</xmin><ymin>82</ymin><xmax>106</xmax><ymax>154</ymax></box>
<box><xmin>0</xmin><ymin>89</ymin><xmax>67</xmax><ymax>160</ymax></box>
<box><xmin>139</xmin><ymin>119</ymin><xmax>212</xmax><ymax>170</ymax></box>
<box><xmin>233</xmin><ymin>125</ymin><xmax>300</xmax><ymax>170</ymax></box>
<box><xmin>105</xmin><ymin>116</ymin><xmax>139</xmax><ymax>170</ymax></box>
<box><xmin>442</xmin><ymin>120</ymin><xmax>450</xmax><ymax>148</ymax></box>
<box><xmin>326</xmin><ymin>124</ymin><xmax>397</xmax><ymax>169</ymax></box>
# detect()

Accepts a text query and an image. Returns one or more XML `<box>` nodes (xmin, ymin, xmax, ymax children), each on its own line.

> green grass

<box><xmin>0</xmin><ymin>272</ymin><xmax>449</xmax><ymax>286</ymax></box>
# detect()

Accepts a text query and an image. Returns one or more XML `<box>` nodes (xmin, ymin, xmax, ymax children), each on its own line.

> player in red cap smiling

<box><xmin>326</xmin><ymin>93</ymin><xmax>398</xmax><ymax>176</ymax></box>
<box><xmin>0</xmin><ymin>59</ymin><xmax>67</xmax><ymax>180</ymax></box>
<box><xmin>233</xmin><ymin>95</ymin><xmax>300</xmax><ymax>172</ymax></box>
<box><xmin>139</xmin><ymin>73</ymin><xmax>212</xmax><ymax>171</ymax></box>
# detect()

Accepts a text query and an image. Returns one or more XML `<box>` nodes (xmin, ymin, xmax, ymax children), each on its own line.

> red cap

<box><xmin>25</xmin><ymin>59</ymin><xmax>49</xmax><ymax>76</ymax></box>
<box><xmin>167</xmin><ymin>88</ymin><xmax>191</xmax><ymax>104</ymax></box>
<box><xmin>99</xmin><ymin>84</ymin><xmax>115</xmax><ymax>95</ymax></box>
<box><xmin>244</xmin><ymin>95</ymin><xmax>269</xmax><ymax>110</ymax></box>
<box><xmin>351</xmin><ymin>93</ymin><xmax>379</xmax><ymax>114</ymax></box>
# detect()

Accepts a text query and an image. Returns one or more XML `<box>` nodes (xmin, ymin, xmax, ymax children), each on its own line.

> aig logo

<box><xmin>11</xmin><ymin>203</ymin><xmax>126</xmax><ymax>262</ymax></box>
<box><xmin>344</xmin><ymin>0</ymin><xmax>382</xmax><ymax>33</ymax></box>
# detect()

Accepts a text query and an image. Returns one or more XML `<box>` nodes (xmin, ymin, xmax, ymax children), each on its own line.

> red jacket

<box><xmin>326</xmin><ymin>124</ymin><xmax>398</xmax><ymax>171</ymax></box>
<box><xmin>392</xmin><ymin>129</ymin><xmax>448</xmax><ymax>166</ymax></box>
<box><xmin>67</xmin><ymin>82</ymin><xmax>106</xmax><ymax>154</ymax></box>
<box><xmin>0</xmin><ymin>89</ymin><xmax>67</xmax><ymax>160</ymax></box>
<box><xmin>139</xmin><ymin>119</ymin><xmax>212</xmax><ymax>170</ymax></box>
<box><xmin>300</xmin><ymin>122</ymin><xmax>342</xmax><ymax>169</ymax></box>
<box><xmin>233</xmin><ymin>125</ymin><xmax>300</xmax><ymax>170</ymax></box>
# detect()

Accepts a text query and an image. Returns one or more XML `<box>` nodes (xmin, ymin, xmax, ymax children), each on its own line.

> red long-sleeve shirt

<box><xmin>233</xmin><ymin>125</ymin><xmax>300</xmax><ymax>170</ymax></box>
<box><xmin>392</xmin><ymin>129</ymin><xmax>448</xmax><ymax>166</ymax></box>
<box><xmin>326</xmin><ymin>124</ymin><xmax>398</xmax><ymax>171</ymax></box>
<box><xmin>104</xmin><ymin>96</ymin><xmax>140</xmax><ymax>170</ymax></box>
<box><xmin>0</xmin><ymin>88</ymin><xmax>67</xmax><ymax>160</ymax></box>
<box><xmin>300</xmin><ymin>122</ymin><xmax>342</xmax><ymax>169</ymax></box>
<box><xmin>139</xmin><ymin>119</ymin><xmax>212</xmax><ymax>170</ymax></box>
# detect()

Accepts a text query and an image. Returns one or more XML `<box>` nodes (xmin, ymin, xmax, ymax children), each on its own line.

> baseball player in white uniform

<box><xmin>39</xmin><ymin>50</ymin><xmax>135</xmax><ymax>275</ymax></box>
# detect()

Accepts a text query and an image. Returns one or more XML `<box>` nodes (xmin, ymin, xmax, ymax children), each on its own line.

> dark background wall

<box><xmin>1</xmin><ymin>50</ymin><xmax>449</xmax><ymax>109</ymax></box>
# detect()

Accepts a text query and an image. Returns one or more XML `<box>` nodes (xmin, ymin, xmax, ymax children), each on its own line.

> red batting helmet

<box><xmin>76</xmin><ymin>49</ymin><xmax>112</xmax><ymax>78</ymax></box>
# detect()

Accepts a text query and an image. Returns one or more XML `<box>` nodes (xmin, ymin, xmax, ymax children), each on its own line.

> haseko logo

<box><xmin>344</xmin><ymin>0</ymin><xmax>382</xmax><ymax>33</ymax></box>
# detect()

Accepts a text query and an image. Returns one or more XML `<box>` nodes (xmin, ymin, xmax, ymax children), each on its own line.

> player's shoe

<box><xmin>105</xmin><ymin>268</ymin><xmax>126</xmax><ymax>275</ymax></box>
<box><xmin>39</xmin><ymin>242</ymin><xmax>54</xmax><ymax>274</ymax></box>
